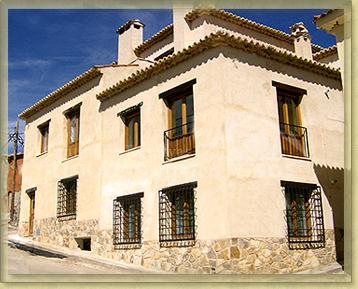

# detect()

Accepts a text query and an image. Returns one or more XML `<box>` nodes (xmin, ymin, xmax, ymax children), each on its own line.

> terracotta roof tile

<box><xmin>313</xmin><ymin>9</ymin><xmax>334</xmax><ymax>22</ymax></box>
<box><xmin>97</xmin><ymin>31</ymin><xmax>340</xmax><ymax>102</ymax></box>
<box><xmin>313</xmin><ymin>45</ymin><xmax>337</xmax><ymax>61</ymax></box>
<box><xmin>134</xmin><ymin>24</ymin><xmax>173</xmax><ymax>56</ymax></box>
<box><xmin>185</xmin><ymin>9</ymin><xmax>323</xmax><ymax>53</ymax></box>
<box><xmin>19</xmin><ymin>67</ymin><xmax>102</xmax><ymax>120</ymax></box>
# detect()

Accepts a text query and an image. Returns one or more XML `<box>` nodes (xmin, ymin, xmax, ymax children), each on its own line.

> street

<box><xmin>7</xmin><ymin>243</ymin><xmax>144</xmax><ymax>274</ymax></box>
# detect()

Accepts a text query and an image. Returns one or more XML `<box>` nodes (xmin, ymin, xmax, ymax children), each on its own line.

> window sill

<box><xmin>36</xmin><ymin>151</ymin><xmax>48</xmax><ymax>158</ymax></box>
<box><xmin>282</xmin><ymin>154</ymin><xmax>311</xmax><ymax>162</ymax></box>
<box><xmin>62</xmin><ymin>155</ymin><xmax>79</xmax><ymax>163</ymax></box>
<box><xmin>114</xmin><ymin>243</ymin><xmax>142</xmax><ymax>250</ymax></box>
<box><xmin>162</xmin><ymin>153</ymin><xmax>195</xmax><ymax>164</ymax></box>
<box><xmin>160</xmin><ymin>239</ymin><xmax>195</xmax><ymax>248</ymax></box>
<box><xmin>118</xmin><ymin>146</ymin><xmax>141</xmax><ymax>156</ymax></box>
<box><xmin>57</xmin><ymin>214</ymin><xmax>76</xmax><ymax>222</ymax></box>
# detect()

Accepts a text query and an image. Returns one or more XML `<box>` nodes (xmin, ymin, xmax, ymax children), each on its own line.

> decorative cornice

<box><xmin>134</xmin><ymin>24</ymin><xmax>173</xmax><ymax>56</ymax></box>
<box><xmin>313</xmin><ymin>45</ymin><xmax>337</xmax><ymax>61</ymax></box>
<box><xmin>96</xmin><ymin>31</ymin><xmax>340</xmax><ymax>102</ymax></box>
<box><xmin>19</xmin><ymin>67</ymin><xmax>102</xmax><ymax>120</ymax></box>
<box><xmin>184</xmin><ymin>9</ymin><xmax>323</xmax><ymax>53</ymax></box>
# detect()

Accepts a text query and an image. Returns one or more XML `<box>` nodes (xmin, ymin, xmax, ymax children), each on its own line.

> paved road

<box><xmin>8</xmin><ymin>244</ymin><xmax>144</xmax><ymax>274</ymax></box>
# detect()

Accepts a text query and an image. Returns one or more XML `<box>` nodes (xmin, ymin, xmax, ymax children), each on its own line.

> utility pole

<box><xmin>10</xmin><ymin>121</ymin><xmax>18</xmax><ymax>223</ymax></box>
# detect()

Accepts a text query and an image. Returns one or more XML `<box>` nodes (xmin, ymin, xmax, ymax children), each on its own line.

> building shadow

<box><xmin>313</xmin><ymin>163</ymin><xmax>344</xmax><ymax>266</ymax></box>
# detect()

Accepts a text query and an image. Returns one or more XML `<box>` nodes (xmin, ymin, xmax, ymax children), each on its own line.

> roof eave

<box><xmin>97</xmin><ymin>32</ymin><xmax>340</xmax><ymax>102</ymax></box>
<box><xmin>19</xmin><ymin>67</ymin><xmax>103</xmax><ymax>120</ymax></box>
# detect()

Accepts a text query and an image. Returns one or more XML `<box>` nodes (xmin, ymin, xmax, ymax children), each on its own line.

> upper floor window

<box><xmin>159</xmin><ymin>181</ymin><xmax>197</xmax><ymax>246</ymax></box>
<box><xmin>273</xmin><ymin>82</ymin><xmax>309</xmax><ymax>158</ymax></box>
<box><xmin>282</xmin><ymin>181</ymin><xmax>325</xmax><ymax>250</ymax></box>
<box><xmin>160</xmin><ymin>79</ymin><xmax>196</xmax><ymax>160</ymax></box>
<box><xmin>113</xmin><ymin>192</ymin><xmax>143</xmax><ymax>247</ymax></box>
<box><xmin>64</xmin><ymin>104</ymin><xmax>81</xmax><ymax>158</ymax></box>
<box><xmin>154</xmin><ymin>47</ymin><xmax>174</xmax><ymax>61</ymax></box>
<box><xmin>57</xmin><ymin>175</ymin><xmax>78</xmax><ymax>220</ymax></box>
<box><xmin>38</xmin><ymin>120</ymin><xmax>50</xmax><ymax>154</ymax></box>
<box><xmin>118</xmin><ymin>103</ymin><xmax>142</xmax><ymax>151</ymax></box>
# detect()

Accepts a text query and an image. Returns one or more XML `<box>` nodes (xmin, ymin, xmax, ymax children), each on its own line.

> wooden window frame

<box><xmin>159</xmin><ymin>181</ymin><xmax>197</xmax><ymax>246</ymax></box>
<box><xmin>160</xmin><ymin>79</ymin><xmax>196</xmax><ymax>160</ymax></box>
<box><xmin>124</xmin><ymin>111</ymin><xmax>140</xmax><ymax>150</ymax></box>
<box><xmin>38</xmin><ymin>120</ymin><xmax>50</xmax><ymax>154</ymax></box>
<box><xmin>282</xmin><ymin>181</ymin><xmax>325</xmax><ymax>249</ymax></box>
<box><xmin>273</xmin><ymin>82</ymin><xmax>309</xmax><ymax>158</ymax></box>
<box><xmin>113</xmin><ymin>192</ymin><xmax>143</xmax><ymax>246</ymax></box>
<box><xmin>57</xmin><ymin>175</ymin><xmax>78</xmax><ymax>220</ymax></box>
<box><xmin>118</xmin><ymin>103</ymin><xmax>142</xmax><ymax>151</ymax></box>
<box><xmin>64</xmin><ymin>104</ymin><xmax>81</xmax><ymax>158</ymax></box>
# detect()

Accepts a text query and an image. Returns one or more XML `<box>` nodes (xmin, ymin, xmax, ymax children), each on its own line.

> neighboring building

<box><xmin>18</xmin><ymin>8</ymin><xmax>344</xmax><ymax>273</ymax></box>
<box><xmin>313</xmin><ymin>8</ymin><xmax>346</xmax><ymax>265</ymax></box>
<box><xmin>314</xmin><ymin>9</ymin><xmax>345</xmax><ymax>84</ymax></box>
<box><xmin>7</xmin><ymin>153</ymin><xmax>23</xmax><ymax>226</ymax></box>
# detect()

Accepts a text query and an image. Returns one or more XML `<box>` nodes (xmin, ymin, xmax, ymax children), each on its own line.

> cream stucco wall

<box><xmin>19</xmin><ymin>65</ymin><xmax>141</xmax><ymax>227</ymax></box>
<box><xmin>19</xmin><ymin>17</ymin><xmax>343</xmax><ymax>247</ymax></box>
<box><xmin>97</xmin><ymin>47</ymin><xmax>343</xmax><ymax>242</ymax></box>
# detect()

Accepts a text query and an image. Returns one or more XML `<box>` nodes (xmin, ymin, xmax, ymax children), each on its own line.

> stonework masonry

<box><xmin>21</xmin><ymin>217</ymin><xmax>336</xmax><ymax>274</ymax></box>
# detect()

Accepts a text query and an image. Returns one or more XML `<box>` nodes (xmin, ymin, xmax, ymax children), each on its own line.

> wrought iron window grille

<box><xmin>57</xmin><ymin>176</ymin><xmax>78</xmax><ymax>220</ymax></box>
<box><xmin>282</xmin><ymin>181</ymin><xmax>325</xmax><ymax>250</ymax></box>
<box><xmin>159</xmin><ymin>182</ymin><xmax>197</xmax><ymax>247</ymax></box>
<box><xmin>113</xmin><ymin>192</ymin><xmax>143</xmax><ymax>247</ymax></box>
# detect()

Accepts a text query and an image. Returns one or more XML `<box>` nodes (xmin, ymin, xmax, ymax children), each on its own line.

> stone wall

<box><xmin>31</xmin><ymin>217</ymin><xmax>98</xmax><ymax>249</ymax></box>
<box><xmin>27</xmin><ymin>217</ymin><xmax>336</xmax><ymax>274</ymax></box>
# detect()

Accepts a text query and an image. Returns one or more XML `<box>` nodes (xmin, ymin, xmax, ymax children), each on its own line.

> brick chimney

<box><xmin>290</xmin><ymin>22</ymin><xmax>313</xmax><ymax>60</ymax></box>
<box><xmin>116</xmin><ymin>19</ymin><xmax>145</xmax><ymax>64</ymax></box>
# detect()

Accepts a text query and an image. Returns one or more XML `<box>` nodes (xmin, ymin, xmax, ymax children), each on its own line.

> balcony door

<box><xmin>277</xmin><ymin>93</ymin><xmax>308</xmax><ymax>157</ymax></box>
<box><xmin>167</xmin><ymin>93</ymin><xmax>195</xmax><ymax>159</ymax></box>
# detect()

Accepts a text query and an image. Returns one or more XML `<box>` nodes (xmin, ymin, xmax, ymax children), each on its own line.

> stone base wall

<box><xmin>25</xmin><ymin>217</ymin><xmax>336</xmax><ymax>274</ymax></box>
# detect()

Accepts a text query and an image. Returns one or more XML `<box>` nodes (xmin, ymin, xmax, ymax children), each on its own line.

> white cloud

<box><xmin>9</xmin><ymin>59</ymin><xmax>52</xmax><ymax>70</ymax></box>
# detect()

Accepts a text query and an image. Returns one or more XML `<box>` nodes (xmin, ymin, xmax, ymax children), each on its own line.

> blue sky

<box><xmin>8</xmin><ymin>9</ymin><xmax>335</xmax><ymax>133</ymax></box>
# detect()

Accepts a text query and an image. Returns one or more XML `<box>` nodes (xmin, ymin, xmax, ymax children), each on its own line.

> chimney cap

<box><xmin>116</xmin><ymin>19</ymin><xmax>145</xmax><ymax>35</ymax></box>
<box><xmin>289</xmin><ymin>22</ymin><xmax>310</xmax><ymax>38</ymax></box>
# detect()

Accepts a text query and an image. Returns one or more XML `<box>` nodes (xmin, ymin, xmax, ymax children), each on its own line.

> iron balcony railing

<box><xmin>280</xmin><ymin>123</ymin><xmax>309</xmax><ymax>158</ymax></box>
<box><xmin>164</xmin><ymin>122</ymin><xmax>195</xmax><ymax>161</ymax></box>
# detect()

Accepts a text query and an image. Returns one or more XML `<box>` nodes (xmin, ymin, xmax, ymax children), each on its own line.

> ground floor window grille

<box><xmin>113</xmin><ymin>192</ymin><xmax>143</xmax><ymax>246</ymax></box>
<box><xmin>282</xmin><ymin>181</ymin><xmax>325</xmax><ymax>249</ymax></box>
<box><xmin>159</xmin><ymin>182</ymin><xmax>197</xmax><ymax>245</ymax></box>
<box><xmin>57</xmin><ymin>176</ymin><xmax>78</xmax><ymax>219</ymax></box>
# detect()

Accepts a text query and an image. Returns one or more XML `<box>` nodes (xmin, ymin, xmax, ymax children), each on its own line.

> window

<box><xmin>118</xmin><ymin>103</ymin><xmax>142</xmax><ymax>151</ymax></box>
<box><xmin>159</xmin><ymin>182</ymin><xmax>197</xmax><ymax>246</ymax></box>
<box><xmin>64</xmin><ymin>105</ymin><xmax>81</xmax><ymax>158</ymax></box>
<box><xmin>154</xmin><ymin>47</ymin><xmax>174</xmax><ymax>61</ymax></box>
<box><xmin>38</xmin><ymin>121</ymin><xmax>49</xmax><ymax>154</ymax></box>
<box><xmin>125</xmin><ymin>112</ymin><xmax>140</xmax><ymax>150</ymax></box>
<box><xmin>57</xmin><ymin>176</ymin><xmax>78</xmax><ymax>219</ymax></box>
<box><xmin>113</xmin><ymin>192</ymin><xmax>143</xmax><ymax>246</ymax></box>
<box><xmin>160</xmin><ymin>79</ymin><xmax>196</xmax><ymax>160</ymax></box>
<box><xmin>282</xmin><ymin>181</ymin><xmax>325</xmax><ymax>249</ymax></box>
<box><xmin>273</xmin><ymin>82</ymin><xmax>309</xmax><ymax>158</ymax></box>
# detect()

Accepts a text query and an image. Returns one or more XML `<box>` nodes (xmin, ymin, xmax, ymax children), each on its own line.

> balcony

<box><xmin>164</xmin><ymin>122</ymin><xmax>195</xmax><ymax>161</ymax></box>
<box><xmin>280</xmin><ymin>123</ymin><xmax>309</xmax><ymax>158</ymax></box>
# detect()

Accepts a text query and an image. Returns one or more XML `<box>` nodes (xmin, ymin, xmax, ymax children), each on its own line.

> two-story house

<box><xmin>18</xmin><ymin>8</ymin><xmax>344</xmax><ymax>274</ymax></box>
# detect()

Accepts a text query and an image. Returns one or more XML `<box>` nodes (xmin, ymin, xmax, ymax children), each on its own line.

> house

<box><xmin>18</xmin><ymin>8</ymin><xmax>344</xmax><ymax>273</ymax></box>
<box><xmin>7</xmin><ymin>153</ymin><xmax>23</xmax><ymax>226</ymax></box>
